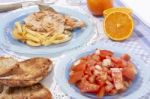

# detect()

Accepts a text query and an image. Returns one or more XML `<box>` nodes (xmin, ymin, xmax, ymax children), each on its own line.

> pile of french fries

<box><xmin>12</xmin><ymin>22</ymin><xmax>72</xmax><ymax>46</ymax></box>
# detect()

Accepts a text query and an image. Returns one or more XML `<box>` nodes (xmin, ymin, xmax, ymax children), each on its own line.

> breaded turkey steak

<box><xmin>0</xmin><ymin>57</ymin><xmax>53</xmax><ymax>87</ymax></box>
<box><xmin>0</xmin><ymin>83</ymin><xmax>52</xmax><ymax>99</ymax></box>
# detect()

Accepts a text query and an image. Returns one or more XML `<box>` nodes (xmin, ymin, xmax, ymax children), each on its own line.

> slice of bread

<box><xmin>0</xmin><ymin>57</ymin><xmax>53</xmax><ymax>87</ymax></box>
<box><xmin>0</xmin><ymin>57</ymin><xmax>18</xmax><ymax>75</ymax></box>
<box><xmin>0</xmin><ymin>83</ymin><xmax>52</xmax><ymax>99</ymax></box>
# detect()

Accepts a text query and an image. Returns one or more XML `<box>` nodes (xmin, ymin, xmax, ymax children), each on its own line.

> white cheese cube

<box><xmin>95</xmin><ymin>65</ymin><xmax>102</xmax><ymax>71</ymax></box>
<box><xmin>102</xmin><ymin>59</ymin><xmax>111</xmax><ymax>67</ymax></box>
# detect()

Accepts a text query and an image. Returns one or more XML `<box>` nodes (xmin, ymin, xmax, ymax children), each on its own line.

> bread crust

<box><xmin>0</xmin><ymin>83</ymin><xmax>52</xmax><ymax>99</ymax></box>
<box><xmin>0</xmin><ymin>57</ymin><xmax>18</xmax><ymax>75</ymax></box>
<box><xmin>0</xmin><ymin>57</ymin><xmax>53</xmax><ymax>87</ymax></box>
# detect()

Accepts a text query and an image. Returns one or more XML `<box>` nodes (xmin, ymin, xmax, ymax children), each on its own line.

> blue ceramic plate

<box><xmin>0</xmin><ymin>6</ymin><xmax>93</xmax><ymax>55</ymax></box>
<box><xmin>55</xmin><ymin>42</ymin><xmax>150</xmax><ymax>99</ymax></box>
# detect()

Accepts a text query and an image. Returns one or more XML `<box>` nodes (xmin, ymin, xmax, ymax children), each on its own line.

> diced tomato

<box><xmin>88</xmin><ymin>75</ymin><xmax>96</xmax><ymax>83</ymax></box>
<box><xmin>111</xmin><ymin>68</ymin><xmax>124</xmax><ymax>90</ymax></box>
<box><xmin>128</xmin><ymin>61</ymin><xmax>137</xmax><ymax>69</ymax></box>
<box><xmin>101</xmin><ymin>73</ymin><xmax>108</xmax><ymax>81</ymax></box>
<box><xmin>84</xmin><ymin>75</ymin><xmax>89</xmax><ymax>80</ymax></box>
<box><xmin>109</xmin><ymin>88</ymin><xmax>117</xmax><ymax>95</ymax></box>
<box><xmin>121</xmin><ymin>54</ymin><xmax>130</xmax><ymax>61</ymax></box>
<box><xmin>107</xmin><ymin>70</ymin><xmax>112</xmax><ymax>75</ymax></box>
<box><xmin>122</xmin><ymin>66</ymin><xmax>136</xmax><ymax>80</ymax></box>
<box><xmin>87</xmin><ymin>59</ymin><xmax>97</xmax><ymax>66</ymax></box>
<box><xmin>71</xmin><ymin>63</ymin><xmax>86</xmax><ymax>72</ymax></box>
<box><xmin>106</xmin><ymin>56</ymin><xmax>111</xmax><ymax>59</ymax></box>
<box><xmin>96</xmin><ymin>61</ymin><xmax>102</xmax><ymax>65</ymax></box>
<box><xmin>93</xmin><ymin>69</ymin><xmax>100</xmax><ymax>76</ymax></box>
<box><xmin>91</xmin><ymin>54</ymin><xmax>100</xmax><ymax>62</ymax></box>
<box><xmin>112</xmin><ymin>57</ymin><xmax>127</xmax><ymax>68</ymax></box>
<box><xmin>69</xmin><ymin>49</ymin><xmax>136</xmax><ymax>98</ymax></box>
<box><xmin>109</xmin><ymin>62</ymin><xmax>115</xmax><ymax>67</ymax></box>
<box><xmin>120</xmin><ymin>60</ymin><xmax>127</xmax><ymax>68</ymax></box>
<box><xmin>77</xmin><ymin>79</ymin><xmax>100</xmax><ymax>93</ymax></box>
<box><xmin>102</xmin><ymin>67</ymin><xmax>109</xmax><ymax>72</ymax></box>
<box><xmin>105</xmin><ymin>81</ymin><xmax>114</xmax><ymax>92</ymax></box>
<box><xmin>97</xmin><ymin>86</ymin><xmax>105</xmax><ymax>97</ymax></box>
<box><xmin>84</xmin><ymin>66</ymin><xmax>93</xmax><ymax>76</ymax></box>
<box><xmin>116</xmin><ymin>60</ymin><xmax>127</xmax><ymax>68</ymax></box>
<box><xmin>100</xmin><ymin>50</ymin><xmax>113</xmax><ymax>58</ymax></box>
<box><xmin>69</xmin><ymin>71</ymin><xmax>83</xmax><ymax>84</ymax></box>
<box><xmin>111</xmin><ymin>57</ymin><xmax>122</xmax><ymax>64</ymax></box>
<box><xmin>95</xmin><ymin>71</ymin><xmax>107</xmax><ymax>81</ymax></box>
<box><xmin>107</xmin><ymin>75</ymin><xmax>113</xmax><ymax>82</ymax></box>
<box><xmin>96</xmin><ymin>80</ymin><xmax>105</xmax><ymax>87</ymax></box>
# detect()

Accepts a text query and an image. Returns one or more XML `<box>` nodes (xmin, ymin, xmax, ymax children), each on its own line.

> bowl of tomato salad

<box><xmin>68</xmin><ymin>49</ymin><xmax>137</xmax><ymax>98</ymax></box>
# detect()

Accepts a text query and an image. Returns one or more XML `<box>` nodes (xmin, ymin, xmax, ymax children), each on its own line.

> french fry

<box><xmin>13</xmin><ymin>21</ymin><xmax>73</xmax><ymax>46</ymax></box>
<box><xmin>26</xmin><ymin>40</ymin><xmax>41</xmax><ymax>46</ymax></box>
<box><xmin>12</xmin><ymin>28</ymin><xmax>23</xmax><ymax>40</ymax></box>
<box><xmin>55</xmin><ymin>34</ymin><xmax>65</xmax><ymax>40</ymax></box>
<box><xmin>25</xmin><ymin>27</ymin><xmax>46</xmax><ymax>41</ymax></box>
<box><xmin>15</xmin><ymin>22</ymin><xmax>22</xmax><ymax>33</ymax></box>
<box><xmin>26</xmin><ymin>33</ymin><xmax>41</xmax><ymax>43</ymax></box>
<box><xmin>22</xmin><ymin>25</ymin><xmax>27</xmax><ymax>36</ymax></box>
<box><xmin>42</xmin><ymin>33</ymin><xmax>59</xmax><ymax>46</ymax></box>
<box><xmin>42</xmin><ymin>33</ymin><xmax>50</xmax><ymax>37</ymax></box>
<box><xmin>52</xmin><ymin>36</ymin><xmax>71</xmax><ymax>44</ymax></box>
<box><xmin>25</xmin><ymin>27</ymin><xmax>46</xmax><ymax>37</ymax></box>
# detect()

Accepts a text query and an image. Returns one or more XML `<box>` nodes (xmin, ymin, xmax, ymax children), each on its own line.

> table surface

<box><xmin>0</xmin><ymin>0</ymin><xmax>150</xmax><ymax>99</ymax></box>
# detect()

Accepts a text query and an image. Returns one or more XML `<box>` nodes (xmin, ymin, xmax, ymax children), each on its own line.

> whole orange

<box><xmin>87</xmin><ymin>0</ymin><xmax>113</xmax><ymax>16</ymax></box>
